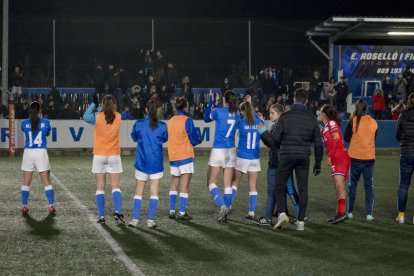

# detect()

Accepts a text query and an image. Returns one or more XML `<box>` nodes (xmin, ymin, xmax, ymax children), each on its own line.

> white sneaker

<box><xmin>146</xmin><ymin>220</ymin><xmax>157</xmax><ymax>228</ymax></box>
<box><xmin>273</xmin><ymin>212</ymin><xmax>289</xmax><ymax>231</ymax></box>
<box><xmin>396</xmin><ymin>216</ymin><xmax>405</xmax><ymax>224</ymax></box>
<box><xmin>366</xmin><ymin>215</ymin><xmax>374</xmax><ymax>221</ymax></box>
<box><xmin>295</xmin><ymin>221</ymin><xmax>305</xmax><ymax>231</ymax></box>
<box><xmin>128</xmin><ymin>220</ymin><xmax>139</xmax><ymax>228</ymax></box>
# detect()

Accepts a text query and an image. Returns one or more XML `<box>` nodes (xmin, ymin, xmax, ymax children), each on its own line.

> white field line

<box><xmin>50</xmin><ymin>173</ymin><xmax>144</xmax><ymax>276</ymax></box>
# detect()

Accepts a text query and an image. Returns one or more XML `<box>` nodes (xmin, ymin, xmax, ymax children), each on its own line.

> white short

<box><xmin>21</xmin><ymin>149</ymin><xmax>50</xmax><ymax>172</ymax></box>
<box><xmin>208</xmin><ymin>148</ymin><xmax>237</xmax><ymax>168</ymax></box>
<box><xmin>135</xmin><ymin>170</ymin><xmax>163</xmax><ymax>181</ymax></box>
<box><xmin>235</xmin><ymin>157</ymin><xmax>261</xmax><ymax>174</ymax></box>
<box><xmin>170</xmin><ymin>162</ymin><xmax>194</xmax><ymax>176</ymax></box>
<box><xmin>92</xmin><ymin>155</ymin><xmax>123</xmax><ymax>173</ymax></box>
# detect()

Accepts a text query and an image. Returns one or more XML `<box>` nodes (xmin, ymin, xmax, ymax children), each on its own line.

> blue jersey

<box><xmin>210</xmin><ymin>107</ymin><xmax>239</xmax><ymax>148</ymax></box>
<box><xmin>131</xmin><ymin>116</ymin><xmax>168</xmax><ymax>174</ymax></box>
<box><xmin>21</xmin><ymin>118</ymin><xmax>51</xmax><ymax>149</ymax></box>
<box><xmin>237</xmin><ymin>114</ymin><xmax>263</xmax><ymax>160</ymax></box>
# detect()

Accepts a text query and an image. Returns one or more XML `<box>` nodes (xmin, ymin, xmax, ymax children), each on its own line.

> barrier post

<box><xmin>8</xmin><ymin>98</ymin><xmax>15</xmax><ymax>158</ymax></box>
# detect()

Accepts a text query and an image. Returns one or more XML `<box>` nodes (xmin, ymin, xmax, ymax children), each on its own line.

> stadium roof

<box><xmin>306</xmin><ymin>16</ymin><xmax>414</xmax><ymax>41</ymax></box>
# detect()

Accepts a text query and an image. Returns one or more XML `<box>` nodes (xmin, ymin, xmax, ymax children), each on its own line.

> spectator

<box><xmin>259</xmin><ymin>68</ymin><xmax>276</xmax><ymax>107</ymax></box>
<box><xmin>144</xmin><ymin>49</ymin><xmax>154</xmax><ymax>75</ymax></box>
<box><xmin>0</xmin><ymin>104</ymin><xmax>6</xmax><ymax>119</ymax></box>
<box><xmin>335</xmin><ymin>76</ymin><xmax>349</xmax><ymax>112</ymax></box>
<box><xmin>146</xmin><ymin>75</ymin><xmax>156</xmax><ymax>95</ymax></box>
<box><xmin>166</xmin><ymin>63</ymin><xmax>178</xmax><ymax>95</ymax></box>
<box><xmin>392</xmin><ymin>100</ymin><xmax>406</xmax><ymax>120</ymax></box>
<box><xmin>245</xmin><ymin>74</ymin><xmax>259</xmax><ymax>99</ymax></box>
<box><xmin>16</xmin><ymin>98</ymin><xmax>30</xmax><ymax>119</ymax></box>
<box><xmin>92</xmin><ymin>65</ymin><xmax>106</xmax><ymax>95</ymax></box>
<box><xmin>382</xmin><ymin>74</ymin><xmax>394</xmax><ymax>103</ymax></box>
<box><xmin>373</xmin><ymin>88</ymin><xmax>385</xmax><ymax>120</ymax></box>
<box><xmin>37</xmin><ymin>96</ymin><xmax>48</xmax><ymax>115</ymax></box>
<box><xmin>62</xmin><ymin>98</ymin><xmax>80</xmax><ymax>119</ymax></box>
<box><xmin>48</xmin><ymin>86</ymin><xmax>63</xmax><ymax>108</ymax></box>
<box><xmin>118</xmin><ymin>67</ymin><xmax>131</xmax><ymax>111</ymax></box>
<box><xmin>263</xmin><ymin>97</ymin><xmax>275</xmax><ymax>119</ymax></box>
<box><xmin>395</xmin><ymin>73</ymin><xmax>408</xmax><ymax>101</ymax></box>
<box><xmin>10</xmin><ymin>65</ymin><xmax>24</xmax><ymax>100</ymax></box>
<box><xmin>221</xmin><ymin>77</ymin><xmax>233</xmax><ymax>94</ymax></box>
<box><xmin>45</xmin><ymin>99</ymin><xmax>59</xmax><ymax>119</ymax></box>
<box><xmin>154</xmin><ymin>51</ymin><xmax>165</xmax><ymax>84</ymax></box>
<box><xmin>181</xmin><ymin>76</ymin><xmax>193</xmax><ymax>111</ymax></box>
<box><xmin>107</xmin><ymin>64</ymin><xmax>118</xmax><ymax>95</ymax></box>
<box><xmin>159</xmin><ymin>84</ymin><xmax>172</xmax><ymax>119</ymax></box>
<box><xmin>403</xmin><ymin>66</ymin><xmax>413</xmax><ymax>94</ymax></box>
<box><xmin>193</xmin><ymin>102</ymin><xmax>205</xmax><ymax>120</ymax></box>
<box><xmin>121</xmin><ymin>105</ymin><xmax>132</xmax><ymax>120</ymax></box>
<box><xmin>135</xmin><ymin>69</ymin><xmax>146</xmax><ymax>89</ymax></box>
<box><xmin>324</xmin><ymin>77</ymin><xmax>337</xmax><ymax>106</ymax></box>
<box><xmin>309</xmin><ymin>70</ymin><xmax>324</xmax><ymax>104</ymax></box>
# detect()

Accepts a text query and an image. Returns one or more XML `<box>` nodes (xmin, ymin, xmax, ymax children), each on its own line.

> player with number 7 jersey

<box><xmin>204</xmin><ymin>90</ymin><xmax>240</xmax><ymax>222</ymax></box>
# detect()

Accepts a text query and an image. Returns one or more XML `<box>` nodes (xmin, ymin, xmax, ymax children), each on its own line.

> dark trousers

<box><xmin>275</xmin><ymin>155</ymin><xmax>310</xmax><ymax>221</ymax></box>
<box><xmin>347</xmin><ymin>159</ymin><xmax>375</xmax><ymax>215</ymax></box>
<box><xmin>398</xmin><ymin>154</ymin><xmax>414</xmax><ymax>212</ymax></box>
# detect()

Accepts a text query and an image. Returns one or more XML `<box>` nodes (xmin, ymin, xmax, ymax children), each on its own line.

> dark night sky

<box><xmin>4</xmin><ymin>0</ymin><xmax>414</xmax><ymax>87</ymax></box>
<box><xmin>8</xmin><ymin>0</ymin><xmax>414</xmax><ymax>20</ymax></box>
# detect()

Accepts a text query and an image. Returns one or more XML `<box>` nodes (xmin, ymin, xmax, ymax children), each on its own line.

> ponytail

<box><xmin>320</xmin><ymin>104</ymin><xmax>341</xmax><ymax>125</ymax></box>
<box><xmin>102</xmin><ymin>95</ymin><xmax>116</xmax><ymax>124</ymax></box>
<box><xmin>407</xmin><ymin>93</ymin><xmax>414</xmax><ymax>110</ymax></box>
<box><xmin>146</xmin><ymin>100</ymin><xmax>160</xmax><ymax>129</ymax></box>
<box><xmin>224</xmin><ymin>90</ymin><xmax>238</xmax><ymax>114</ymax></box>
<box><xmin>29</xmin><ymin>101</ymin><xmax>41</xmax><ymax>132</ymax></box>
<box><xmin>240</xmin><ymin>101</ymin><xmax>255</xmax><ymax>126</ymax></box>
<box><xmin>175</xmin><ymin>96</ymin><xmax>188</xmax><ymax>111</ymax></box>
<box><xmin>353</xmin><ymin>99</ymin><xmax>367</xmax><ymax>133</ymax></box>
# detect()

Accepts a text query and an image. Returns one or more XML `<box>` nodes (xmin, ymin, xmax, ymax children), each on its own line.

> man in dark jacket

<box><xmin>335</xmin><ymin>76</ymin><xmax>349</xmax><ymax>112</ymax></box>
<box><xmin>258</xmin><ymin>88</ymin><xmax>323</xmax><ymax>231</ymax></box>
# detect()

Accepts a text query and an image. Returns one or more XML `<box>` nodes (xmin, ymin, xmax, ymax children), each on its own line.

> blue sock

<box><xmin>132</xmin><ymin>196</ymin><xmax>142</xmax><ymax>221</ymax></box>
<box><xmin>44</xmin><ymin>185</ymin><xmax>54</xmax><ymax>205</ymax></box>
<box><xmin>179</xmin><ymin>193</ymin><xmax>188</xmax><ymax>214</ymax></box>
<box><xmin>112</xmin><ymin>188</ymin><xmax>122</xmax><ymax>214</ymax></box>
<box><xmin>169</xmin><ymin>191</ymin><xmax>178</xmax><ymax>213</ymax></box>
<box><xmin>21</xmin><ymin>186</ymin><xmax>30</xmax><ymax>206</ymax></box>
<box><xmin>209</xmin><ymin>184</ymin><xmax>225</xmax><ymax>208</ymax></box>
<box><xmin>224</xmin><ymin>187</ymin><xmax>233</xmax><ymax>207</ymax></box>
<box><xmin>231</xmin><ymin>185</ymin><xmax>238</xmax><ymax>205</ymax></box>
<box><xmin>96</xmin><ymin>191</ymin><xmax>105</xmax><ymax>218</ymax></box>
<box><xmin>249</xmin><ymin>191</ymin><xmax>258</xmax><ymax>215</ymax></box>
<box><xmin>148</xmin><ymin>196</ymin><xmax>159</xmax><ymax>221</ymax></box>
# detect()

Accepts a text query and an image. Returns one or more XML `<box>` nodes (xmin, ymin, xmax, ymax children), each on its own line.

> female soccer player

<box><xmin>320</xmin><ymin>104</ymin><xmax>350</xmax><ymax>224</ymax></box>
<box><xmin>396</xmin><ymin>93</ymin><xmax>414</xmax><ymax>224</ymax></box>
<box><xmin>230</xmin><ymin>97</ymin><xmax>263</xmax><ymax>220</ymax></box>
<box><xmin>20</xmin><ymin>101</ymin><xmax>55</xmax><ymax>214</ymax></box>
<box><xmin>344</xmin><ymin>99</ymin><xmax>378</xmax><ymax>221</ymax></box>
<box><xmin>83</xmin><ymin>95</ymin><xmax>124</xmax><ymax>224</ymax></box>
<box><xmin>254</xmin><ymin>103</ymin><xmax>299</xmax><ymax>226</ymax></box>
<box><xmin>167</xmin><ymin>97</ymin><xmax>201</xmax><ymax>220</ymax></box>
<box><xmin>128</xmin><ymin>100</ymin><xmax>168</xmax><ymax>228</ymax></box>
<box><xmin>204</xmin><ymin>90</ymin><xmax>239</xmax><ymax>222</ymax></box>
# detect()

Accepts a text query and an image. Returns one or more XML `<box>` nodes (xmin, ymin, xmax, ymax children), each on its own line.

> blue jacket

<box><xmin>131</xmin><ymin>117</ymin><xmax>168</xmax><ymax>174</ymax></box>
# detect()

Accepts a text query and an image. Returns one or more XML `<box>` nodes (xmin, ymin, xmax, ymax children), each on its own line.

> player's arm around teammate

<box><xmin>167</xmin><ymin>97</ymin><xmax>201</xmax><ymax>221</ymax></box>
<box><xmin>20</xmin><ymin>101</ymin><xmax>55</xmax><ymax>215</ymax></box>
<box><xmin>230</xmin><ymin>97</ymin><xmax>263</xmax><ymax>220</ymax></box>
<box><xmin>128</xmin><ymin>100</ymin><xmax>168</xmax><ymax>228</ymax></box>
<box><xmin>204</xmin><ymin>90</ymin><xmax>239</xmax><ymax>222</ymax></box>
<box><xmin>83</xmin><ymin>95</ymin><xmax>124</xmax><ymax>224</ymax></box>
<box><xmin>320</xmin><ymin>104</ymin><xmax>350</xmax><ymax>224</ymax></box>
<box><xmin>344</xmin><ymin>99</ymin><xmax>378</xmax><ymax>221</ymax></box>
